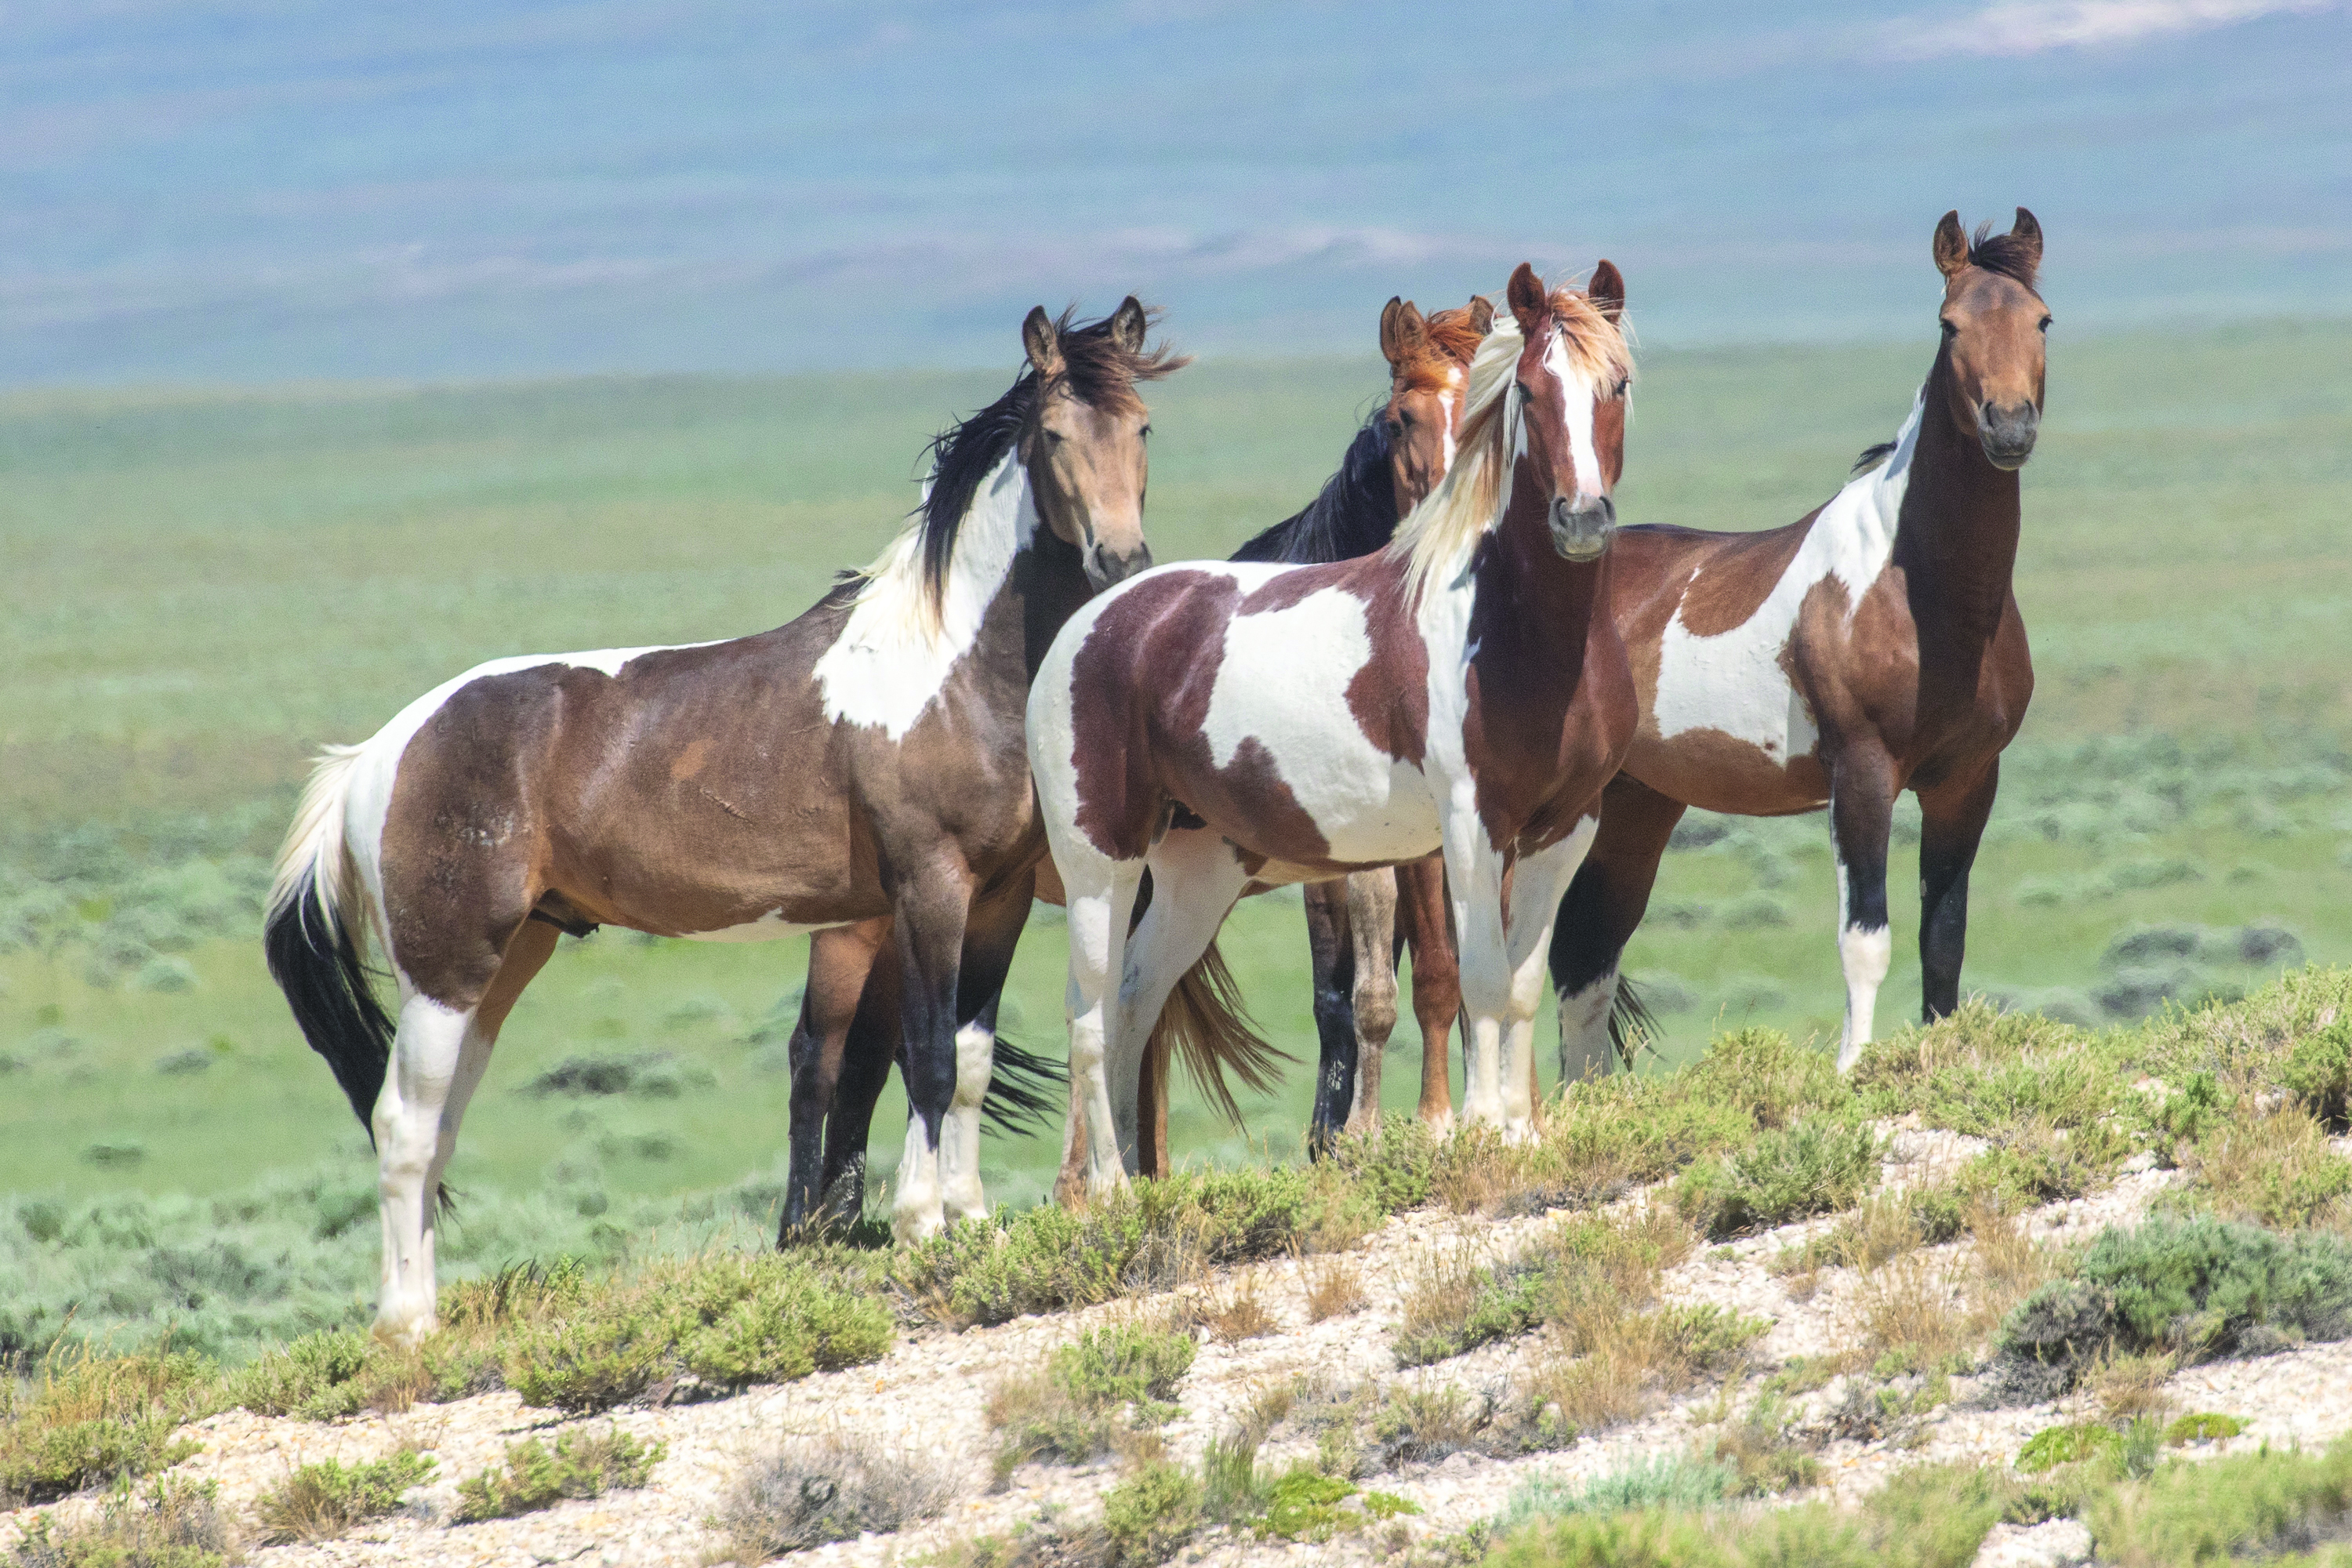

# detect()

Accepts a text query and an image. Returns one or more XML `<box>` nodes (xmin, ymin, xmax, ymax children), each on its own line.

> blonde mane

<box><xmin>1388</xmin><ymin>282</ymin><xmax>1634</xmax><ymax>604</ymax></box>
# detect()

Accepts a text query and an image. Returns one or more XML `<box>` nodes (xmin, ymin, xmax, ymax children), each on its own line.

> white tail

<box><xmin>267</xmin><ymin>743</ymin><xmax>369</xmax><ymax>946</ymax></box>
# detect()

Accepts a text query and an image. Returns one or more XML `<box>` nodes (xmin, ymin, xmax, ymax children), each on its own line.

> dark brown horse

<box><xmin>779</xmin><ymin>295</ymin><xmax>1494</xmax><ymax>1230</ymax></box>
<box><xmin>264</xmin><ymin>301</ymin><xmax>1182</xmax><ymax>1343</ymax></box>
<box><xmin>1548</xmin><ymin>209</ymin><xmax>2045</xmax><ymax>1074</ymax></box>
<box><xmin>1032</xmin><ymin>263</ymin><xmax>1637</xmax><ymax>1186</ymax></box>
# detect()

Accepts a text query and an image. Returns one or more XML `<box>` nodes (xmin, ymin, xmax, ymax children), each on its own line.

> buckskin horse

<box><xmin>1548</xmin><ymin>209</ymin><xmax>2045</xmax><ymax>1076</ymax></box>
<box><xmin>779</xmin><ymin>293</ymin><xmax>1495</xmax><ymax>1231</ymax></box>
<box><xmin>1030</xmin><ymin>263</ymin><xmax>1637</xmax><ymax>1189</ymax></box>
<box><xmin>264</xmin><ymin>299</ymin><xmax>1182</xmax><ymax>1344</ymax></box>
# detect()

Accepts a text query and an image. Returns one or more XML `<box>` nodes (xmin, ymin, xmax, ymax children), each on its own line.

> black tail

<box><xmin>980</xmin><ymin>1031</ymin><xmax>1064</xmax><ymax>1138</ymax></box>
<box><xmin>263</xmin><ymin>869</ymin><xmax>394</xmax><ymax>1138</ymax></box>
<box><xmin>1608</xmin><ymin>975</ymin><xmax>1660</xmax><ymax>1069</ymax></box>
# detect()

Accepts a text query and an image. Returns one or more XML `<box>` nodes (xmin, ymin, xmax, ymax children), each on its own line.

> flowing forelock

<box><xmin>1967</xmin><ymin>221</ymin><xmax>2042</xmax><ymax>290</ymax></box>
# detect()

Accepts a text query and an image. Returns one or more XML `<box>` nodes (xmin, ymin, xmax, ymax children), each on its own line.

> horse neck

<box><xmin>1893</xmin><ymin>351</ymin><xmax>2023</xmax><ymax>652</ymax></box>
<box><xmin>1460</xmin><ymin>452</ymin><xmax>1609</xmax><ymax>679</ymax></box>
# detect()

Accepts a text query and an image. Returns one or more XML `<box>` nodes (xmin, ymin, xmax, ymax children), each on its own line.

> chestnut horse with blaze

<box><xmin>1032</xmin><ymin>263</ymin><xmax>1637</xmax><ymax>1185</ymax></box>
<box><xmin>263</xmin><ymin>301</ymin><xmax>1181</xmax><ymax>1345</ymax></box>
<box><xmin>779</xmin><ymin>294</ymin><xmax>1495</xmax><ymax>1229</ymax></box>
<box><xmin>1550</xmin><ymin>209</ymin><xmax>2047</xmax><ymax>1075</ymax></box>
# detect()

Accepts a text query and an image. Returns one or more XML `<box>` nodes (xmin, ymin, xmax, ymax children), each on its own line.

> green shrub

<box><xmin>1054</xmin><ymin>1323</ymin><xmax>1195</xmax><ymax>1409</ymax></box>
<box><xmin>988</xmin><ymin>1322</ymin><xmax>1196</xmax><ymax>1472</ymax></box>
<box><xmin>252</xmin><ymin>1446</ymin><xmax>434</xmax><ymax>1544</ymax></box>
<box><xmin>2086</xmin><ymin>1436</ymin><xmax>2352</xmax><ymax>1566</ymax></box>
<box><xmin>502</xmin><ymin>1300</ymin><xmax>673</xmax><ymax>1413</ymax></box>
<box><xmin>0</xmin><ymin>1349</ymin><xmax>219</xmax><ymax>1505</ymax></box>
<box><xmin>223</xmin><ymin>1330</ymin><xmax>372</xmax><ymax>1420</ymax></box>
<box><xmin>1997</xmin><ymin>1215</ymin><xmax>2352</xmax><ymax>1394</ymax></box>
<box><xmin>5</xmin><ymin>1473</ymin><xmax>234</xmax><ymax>1568</ymax></box>
<box><xmin>2019</xmin><ymin>1422</ymin><xmax>2122</xmax><ymax>1473</ymax></box>
<box><xmin>1498</xmin><ymin>1454</ymin><xmax>1735</xmax><ymax>1527</ymax></box>
<box><xmin>453</xmin><ymin>1425</ymin><xmax>662</xmax><ymax>1523</ymax></box>
<box><xmin>2162</xmin><ymin>1411</ymin><xmax>2244</xmax><ymax>1445</ymax></box>
<box><xmin>1101</xmin><ymin>1461</ymin><xmax>1203</xmax><ymax>1567</ymax></box>
<box><xmin>1685</xmin><ymin>1119</ymin><xmax>1882</xmax><ymax>1240</ymax></box>
<box><xmin>2281</xmin><ymin>1019</ymin><xmax>2352</xmax><ymax>1130</ymax></box>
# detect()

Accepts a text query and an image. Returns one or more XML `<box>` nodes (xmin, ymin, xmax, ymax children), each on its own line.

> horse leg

<box><xmin>782</xmin><ymin>917</ymin><xmax>890</xmax><ymax>1240</ymax></box>
<box><xmin>1056</xmin><ymin>841</ymin><xmax>1148</xmax><ymax>1199</ymax></box>
<box><xmin>1831</xmin><ymin>750</ymin><xmax>1899</xmax><ymax>1071</ymax></box>
<box><xmin>1301</xmin><ymin>877</ymin><xmax>1357</xmax><ymax>1157</ymax></box>
<box><xmin>1549</xmin><ymin>775</ymin><xmax>1686</xmax><ymax>1081</ymax></box>
<box><xmin>885</xmin><ymin>862</ymin><xmax>974</xmax><ymax>1245</ymax></box>
<box><xmin>376</xmin><ymin>914</ymin><xmax>554</xmax><ymax>1347</ymax></box>
<box><xmin>1112</xmin><ymin>830</ymin><xmax>1254</xmax><ymax>1171</ymax></box>
<box><xmin>938</xmin><ymin>868</ymin><xmax>1036</xmax><ymax>1222</ymax></box>
<box><xmin>1395</xmin><ymin>853</ymin><xmax>1461</xmax><ymax>1131</ymax></box>
<box><xmin>820</xmin><ymin>936</ymin><xmax>901</xmax><ymax>1228</ymax></box>
<box><xmin>1917</xmin><ymin>760</ymin><xmax>1999</xmax><ymax>1025</ymax></box>
<box><xmin>1342</xmin><ymin>869</ymin><xmax>1399</xmax><ymax>1139</ymax></box>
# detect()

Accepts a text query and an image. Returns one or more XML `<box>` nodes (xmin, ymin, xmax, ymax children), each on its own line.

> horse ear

<box><xmin>1379</xmin><ymin>297</ymin><xmax>1425</xmax><ymax>368</ymax></box>
<box><xmin>1506</xmin><ymin>263</ymin><xmax>1548</xmax><ymax>334</ymax></box>
<box><xmin>1588</xmin><ymin>260</ymin><xmax>1625</xmax><ymax>322</ymax></box>
<box><xmin>2009</xmin><ymin>207</ymin><xmax>2043</xmax><ymax>273</ymax></box>
<box><xmin>1933</xmin><ymin>210</ymin><xmax>1969</xmax><ymax>278</ymax></box>
<box><xmin>1465</xmin><ymin>295</ymin><xmax>1495</xmax><ymax>336</ymax></box>
<box><xmin>1022</xmin><ymin>306</ymin><xmax>1063</xmax><ymax>376</ymax></box>
<box><xmin>1109</xmin><ymin>296</ymin><xmax>1148</xmax><ymax>354</ymax></box>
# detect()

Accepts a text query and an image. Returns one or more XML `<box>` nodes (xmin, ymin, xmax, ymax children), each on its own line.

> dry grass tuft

<box><xmin>706</xmin><ymin>1431</ymin><xmax>960</xmax><ymax>1563</ymax></box>
<box><xmin>252</xmin><ymin>1442</ymin><xmax>435</xmax><ymax>1544</ymax></box>
<box><xmin>1198</xmin><ymin>1272</ymin><xmax>1278</xmax><ymax>1345</ymax></box>
<box><xmin>2089</xmin><ymin>1349</ymin><xmax>2180</xmax><ymax>1425</ymax></box>
<box><xmin>1297</xmin><ymin>1247</ymin><xmax>1368</xmax><ymax>1322</ymax></box>
<box><xmin>2180</xmin><ymin>1102</ymin><xmax>2352</xmax><ymax>1230</ymax></box>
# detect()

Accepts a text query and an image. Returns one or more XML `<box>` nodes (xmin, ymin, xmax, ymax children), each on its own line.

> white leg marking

<box><xmin>374</xmin><ymin>993</ymin><xmax>474</xmax><ymax>1348</ymax></box>
<box><xmin>1835</xmin><ymin>861</ymin><xmax>1892</xmax><ymax>1072</ymax></box>
<box><xmin>1497</xmin><ymin>821</ymin><xmax>1599</xmax><ymax>1138</ymax></box>
<box><xmin>938</xmin><ymin>1022</ymin><xmax>994</xmax><ymax>1221</ymax></box>
<box><xmin>1558</xmin><ymin>965</ymin><xmax>1619</xmax><ymax>1085</ymax></box>
<box><xmin>1063</xmin><ymin>855</ymin><xmax>1146</xmax><ymax>1196</ymax></box>
<box><xmin>890</xmin><ymin>1110</ymin><xmax>946</xmax><ymax>1243</ymax></box>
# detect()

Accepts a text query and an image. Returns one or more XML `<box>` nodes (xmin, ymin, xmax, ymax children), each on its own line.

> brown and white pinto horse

<box><xmin>1031</xmin><ymin>263</ymin><xmax>1637</xmax><ymax>1185</ymax></box>
<box><xmin>1549</xmin><ymin>209</ymin><xmax>2045</xmax><ymax>1074</ymax></box>
<box><xmin>263</xmin><ymin>301</ymin><xmax>1182</xmax><ymax>1343</ymax></box>
<box><xmin>779</xmin><ymin>294</ymin><xmax>1494</xmax><ymax>1230</ymax></box>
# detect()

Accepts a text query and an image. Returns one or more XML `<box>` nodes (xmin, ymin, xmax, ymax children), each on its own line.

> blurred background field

<box><xmin>5</xmin><ymin>317</ymin><xmax>2351</xmax><ymax>1356</ymax></box>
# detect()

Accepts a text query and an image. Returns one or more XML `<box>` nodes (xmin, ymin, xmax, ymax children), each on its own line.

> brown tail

<box><xmin>1139</xmin><ymin>937</ymin><xmax>1292</xmax><ymax>1174</ymax></box>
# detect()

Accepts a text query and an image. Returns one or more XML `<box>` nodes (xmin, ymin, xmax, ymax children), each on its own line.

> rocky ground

<box><xmin>11</xmin><ymin>1122</ymin><xmax>2350</xmax><ymax>1568</ymax></box>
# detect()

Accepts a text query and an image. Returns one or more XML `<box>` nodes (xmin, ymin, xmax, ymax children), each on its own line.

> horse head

<box><xmin>1504</xmin><ymin>260</ymin><xmax>1632</xmax><ymax>563</ymax></box>
<box><xmin>1380</xmin><ymin>293</ymin><xmax>1494</xmax><ymax>516</ymax></box>
<box><xmin>1018</xmin><ymin>298</ymin><xmax>1185</xmax><ymax>590</ymax></box>
<box><xmin>1933</xmin><ymin>208</ymin><xmax>2048</xmax><ymax>471</ymax></box>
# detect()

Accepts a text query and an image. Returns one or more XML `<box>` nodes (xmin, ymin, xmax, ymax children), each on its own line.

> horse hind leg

<box><xmin>1342</xmin><ymin>869</ymin><xmax>1399</xmax><ymax>1140</ymax></box>
<box><xmin>1551</xmin><ymin>775</ymin><xmax>1685</xmax><ymax>1082</ymax></box>
<box><xmin>376</xmin><ymin>915</ymin><xmax>556</xmax><ymax>1347</ymax></box>
<box><xmin>782</xmin><ymin>917</ymin><xmax>890</xmax><ymax>1241</ymax></box>
<box><xmin>1109</xmin><ymin>830</ymin><xmax>1253</xmax><ymax>1174</ymax></box>
<box><xmin>1394</xmin><ymin>854</ymin><xmax>1460</xmax><ymax>1131</ymax></box>
<box><xmin>1301</xmin><ymin>877</ymin><xmax>1358</xmax><ymax>1156</ymax></box>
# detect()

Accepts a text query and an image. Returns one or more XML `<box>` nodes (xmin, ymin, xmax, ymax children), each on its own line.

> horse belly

<box><xmin>1644</xmin><ymin>596</ymin><xmax>1829</xmax><ymax>814</ymax></box>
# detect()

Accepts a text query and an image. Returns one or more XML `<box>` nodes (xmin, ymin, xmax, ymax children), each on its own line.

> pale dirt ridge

<box><xmin>9</xmin><ymin>1123</ymin><xmax>2347</xmax><ymax>1568</ymax></box>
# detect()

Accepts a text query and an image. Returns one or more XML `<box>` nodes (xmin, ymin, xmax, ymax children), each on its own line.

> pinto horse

<box><xmin>776</xmin><ymin>293</ymin><xmax>1494</xmax><ymax>1231</ymax></box>
<box><xmin>1031</xmin><ymin>263</ymin><xmax>1636</xmax><ymax>1186</ymax></box>
<box><xmin>264</xmin><ymin>300</ymin><xmax>1182</xmax><ymax>1343</ymax></box>
<box><xmin>1549</xmin><ymin>209</ymin><xmax>2045</xmax><ymax>1075</ymax></box>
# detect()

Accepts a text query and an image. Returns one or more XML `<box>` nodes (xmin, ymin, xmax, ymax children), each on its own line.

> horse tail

<box><xmin>1608</xmin><ymin>973</ymin><xmax>1659</xmax><ymax>1069</ymax></box>
<box><xmin>263</xmin><ymin>745</ymin><xmax>395</xmax><ymax>1137</ymax></box>
<box><xmin>1146</xmin><ymin>937</ymin><xmax>1292</xmax><ymax>1129</ymax></box>
<box><xmin>980</xmin><ymin>1031</ymin><xmax>1065</xmax><ymax>1137</ymax></box>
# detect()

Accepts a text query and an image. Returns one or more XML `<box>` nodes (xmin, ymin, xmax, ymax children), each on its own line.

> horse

<box><xmin>1030</xmin><ymin>262</ymin><xmax>1637</xmax><ymax>1188</ymax></box>
<box><xmin>776</xmin><ymin>293</ymin><xmax>1494</xmax><ymax>1232</ymax></box>
<box><xmin>1548</xmin><ymin>209</ymin><xmax>2045</xmax><ymax>1076</ymax></box>
<box><xmin>263</xmin><ymin>299</ymin><xmax>1184</xmax><ymax>1345</ymax></box>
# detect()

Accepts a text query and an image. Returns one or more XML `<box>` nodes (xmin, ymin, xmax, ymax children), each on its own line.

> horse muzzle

<box><xmin>1084</xmin><ymin>540</ymin><xmax>1152</xmax><ymax>592</ymax></box>
<box><xmin>1977</xmin><ymin>401</ymin><xmax>2039</xmax><ymax>471</ymax></box>
<box><xmin>1549</xmin><ymin>495</ymin><xmax>1615</xmax><ymax>561</ymax></box>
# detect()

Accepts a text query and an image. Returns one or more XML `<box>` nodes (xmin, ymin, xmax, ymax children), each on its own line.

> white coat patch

<box><xmin>1203</xmin><ymin>576</ymin><xmax>1439</xmax><ymax>862</ymax></box>
<box><xmin>815</xmin><ymin>451</ymin><xmax>1036</xmax><ymax>740</ymax></box>
<box><xmin>1650</xmin><ymin>393</ymin><xmax>1922</xmax><ymax>763</ymax></box>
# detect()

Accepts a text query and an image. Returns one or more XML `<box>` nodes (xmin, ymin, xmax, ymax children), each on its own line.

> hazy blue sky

<box><xmin>3</xmin><ymin>0</ymin><xmax>2345</xmax><ymax>383</ymax></box>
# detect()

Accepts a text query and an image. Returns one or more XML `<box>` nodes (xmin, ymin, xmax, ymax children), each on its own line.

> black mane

<box><xmin>1229</xmin><ymin>413</ymin><xmax>1399</xmax><ymax>565</ymax></box>
<box><xmin>1969</xmin><ymin>221</ymin><xmax>2041</xmax><ymax>290</ymax></box>
<box><xmin>1851</xmin><ymin>439</ymin><xmax>1898</xmax><ymax>476</ymax></box>
<box><xmin>915</xmin><ymin>374</ymin><xmax>1036</xmax><ymax>598</ymax></box>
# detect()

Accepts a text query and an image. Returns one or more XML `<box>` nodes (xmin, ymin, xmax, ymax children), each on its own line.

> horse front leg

<box><xmin>1301</xmin><ymin>877</ymin><xmax>1357</xmax><ymax>1157</ymax></box>
<box><xmin>1394</xmin><ymin>853</ymin><xmax>1461</xmax><ymax>1131</ymax></box>
<box><xmin>886</xmin><ymin>864</ymin><xmax>974</xmax><ymax>1245</ymax></box>
<box><xmin>938</xmin><ymin>867</ymin><xmax>1036</xmax><ymax>1222</ymax></box>
<box><xmin>1830</xmin><ymin>750</ymin><xmax>1899</xmax><ymax>1072</ymax></box>
<box><xmin>1917</xmin><ymin>759</ymin><xmax>1999</xmax><ymax>1025</ymax></box>
<box><xmin>1548</xmin><ymin>775</ymin><xmax>1686</xmax><ymax>1081</ymax></box>
<box><xmin>1446</xmin><ymin>812</ymin><xmax>1599</xmax><ymax>1142</ymax></box>
<box><xmin>1342</xmin><ymin>869</ymin><xmax>1400</xmax><ymax>1140</ymax></box>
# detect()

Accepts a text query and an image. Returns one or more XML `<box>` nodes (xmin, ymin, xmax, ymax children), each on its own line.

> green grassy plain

<box><xmin>5</xmin><ymin>319</ymin><xmax>2350</xmax><ymax>1225</ymax></box>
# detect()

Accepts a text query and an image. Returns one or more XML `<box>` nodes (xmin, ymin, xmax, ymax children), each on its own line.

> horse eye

<box><xmin>1043</xmin><ymin>428</ymin><xmax>1065</xmax><ymax>445</ymax></box>
<box><xmin>1613</xmin><ymin>376</ymin><xmax>1630</xmax><ymax>400</ymax></box>
<box><xmin>1940</xmin><ymin>320</ymin><xmax>1958</xmax><ymax>339</ymax></box>
<box><xmin>1140</xmin><ymin>425</ymin><xmax>1152</xmax><ymax>438</ymax></box>
<box><xmin>2038</xmin><ymin>318</ymin><xmax>2052</xmax><ymax>334</ymax></box>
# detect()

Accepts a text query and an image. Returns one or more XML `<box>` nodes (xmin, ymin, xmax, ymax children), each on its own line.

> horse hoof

<box><xmin>371</xmin><ymin>1313</ymin><xmax>434</xmax><ymax>1351</ymax></box>
<box><xmin>891</xmin><ymin>1205</ymin><xmax>945</xmax><ymax>1246</ymax></box>
<box><xmin>1421</xmin><ymin>1110</ymin><xmax>1457</xmax><ymax>1138</ymax></box>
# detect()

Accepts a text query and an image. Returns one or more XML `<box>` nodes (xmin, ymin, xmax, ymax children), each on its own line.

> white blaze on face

<box><xmin>1437</xmin><ymin>367</ymin><xmax>1462</xmax><ymax>474</ymax></box>
<box><xmin>1650</xmin><ymin>392</ymin><xmax>1925</xmax><ymax>767</ymax></box>
<box><xmin>1190</xmin><ymin>564</ymin><xmax>1441</xmax><ymax>864</ymax></box>
<box><xmin>1546</xmin><ymin>336</ymin><xmax>1606</xmax><ymax>510</ymax></box>
<box><xmin>815</xmin><ymin>450</ymin><xmax>1038</xmax><ymax>740</ymax></box>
